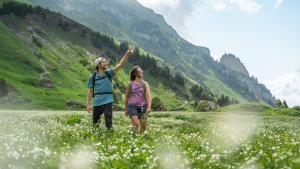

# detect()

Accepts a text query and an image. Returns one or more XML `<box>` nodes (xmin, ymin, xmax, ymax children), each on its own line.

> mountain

<box><xmin>216</xmin><ymin>54</ymin><xmax>275</xmax><ymax>105</ymax></box>
<box><xmin>0</xmin><ymin>2</ymin><xmax>191</xmax><ymax>110</ymax></box>
<box><xmin>220</xmin><ymin>53</ymin><xmax>249</xmax><ymax>76</ymax></box>
<box><xmin>17</xmin><ymin>0</ymin><xmax>276</xmax><ymax>106</ymax></box>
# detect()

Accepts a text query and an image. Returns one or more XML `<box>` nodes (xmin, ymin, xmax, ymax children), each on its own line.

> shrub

<box><xmin>0</xmin><ymin>79</ymin><xmax>9</xmax><ymax>97</ymax></box>
<box><xmin>152</xmin><ymin>97</ymin><xmax>164</xmax><ymax>111</ymax></box>
<box><xmin>66</xmin><ymin>114</ymin><xmax>82</xmax><ymax>125</ymax></box>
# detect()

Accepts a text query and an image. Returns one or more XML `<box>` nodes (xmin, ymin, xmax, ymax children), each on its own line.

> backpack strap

<box><xmin>141</xmin><ymin>80</ymin><xmax>146</xmax><ymax>94</ymax></box>
<box><xmin>128</xmin><ymin>81</ymin><xmax>133</xmax><ymax>95</ymax></box>
<box><xmin>92</xmin><ymin>72</ymin><xmax>97</xmax><ymax>97</ymax></box>
<box><xmin>105</xmin><ymin>70</ymin><xmax>116</xmax><ymax>90</ymax></box>
<box><xmin>93</xmin><ymin>92</ymin><xmax>113</xmax><ymax>96</ymax></box>
<box><xmin>141</xmin><ymin>80</ymin><xmax>147</xmax><ymax>101</ymax></box>
<box><xmin>105</xmin><ymin>70</ymin><xmax>112</xmax><ymax>82</ymax></box>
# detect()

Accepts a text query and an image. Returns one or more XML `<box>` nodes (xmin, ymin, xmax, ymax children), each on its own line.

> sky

<box><xmin>137</xmin><ymin>0</ymin><xmax>300</xmax><ymax>106</ymax></box>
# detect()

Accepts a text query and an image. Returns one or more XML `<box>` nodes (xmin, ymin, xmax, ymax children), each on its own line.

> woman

<box><xmin>125</xmin><ymin>66</ymin><xmax>152</xmax><ymax>133</ymax></box>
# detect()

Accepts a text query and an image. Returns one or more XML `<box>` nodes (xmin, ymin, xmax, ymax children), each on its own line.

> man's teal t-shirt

<box><xmin>88</xmin><ymin>69</ymin><xmax>115</xmax><ymax>107</ymax></box>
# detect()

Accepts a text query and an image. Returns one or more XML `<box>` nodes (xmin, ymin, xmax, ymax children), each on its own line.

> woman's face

<box><xmin>136</xmin><ymin>67</ymin><xmax>143</xmax><ymax>78</ymax></box>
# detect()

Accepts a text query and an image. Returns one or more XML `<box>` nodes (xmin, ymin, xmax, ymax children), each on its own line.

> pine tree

<box><xmin>275</xmin><ymin>99</ymin><xmax>283</xmax><ymax>108</ymax></box>
<box><xmin>282</xmin><ymin>100</ymin><xmax>288</xmax><ymax>108</ymax></box>
<box><xmin>118</xmin><ymin>42</ymin><xmax>129</xmax><ymax>54</ymax></box>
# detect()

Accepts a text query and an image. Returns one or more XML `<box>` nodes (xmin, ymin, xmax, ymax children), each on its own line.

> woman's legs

<box><xmin>139</xmin><ymin>118</ymin><xmax>147</xmax><ymax>133</ymax></box>
<box><xmin>129</xmin><ymin>105</ymin><xmax>148</xmax><ymax>133</ymax></box>
<box><xmin>131</xmin><ymin>115</ymin><xmax>139</xmax><ymax>133</ymax></box>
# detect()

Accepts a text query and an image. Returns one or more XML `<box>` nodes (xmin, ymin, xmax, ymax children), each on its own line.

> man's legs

<box><xmin>103</xmin><ymin>103</ymin><xmax>113</xmax><ymax>129</ymax></box>
<box><xmin>93</xmin><ymin>105</ymin><xmax>104</xmax><ymax>128</ymax></box>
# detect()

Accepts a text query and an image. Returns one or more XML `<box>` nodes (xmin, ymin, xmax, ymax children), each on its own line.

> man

<box><xmin>86</xmin><ymin>47</ymin><xmax>134</xmax><ymax>129</ymax></box>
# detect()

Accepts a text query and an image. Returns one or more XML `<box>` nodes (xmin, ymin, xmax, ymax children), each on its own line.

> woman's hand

<box><xmin>146</xmin><ymin>108</ymin><xmax>151</xmax><ymax>114</ymax></box>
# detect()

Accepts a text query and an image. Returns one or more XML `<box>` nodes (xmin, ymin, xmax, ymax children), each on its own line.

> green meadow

<box><xmin>1</xmin><ymin>104</ymin><xmax>300</xmax><ymax>169</ymax></box>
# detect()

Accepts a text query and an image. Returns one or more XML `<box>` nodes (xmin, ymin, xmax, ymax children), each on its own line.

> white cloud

<box><xmin>137</xmin><ymin>0</ymin><xmax>180</xmax><ymax>10</ymax></box>
<box><xmin>209</xmin><ymin>0</ymin><xmax>262</xmax><ymax>13</ymax></box>
<box><xmin>213</xmin><ymin>3</ymin><xmax>227</xmax><ymax>11</ymax></box>
<box><xmin>137</xmin><ymin>0</ymin><xmax>262</xmax><ymax>15</ymax></box>
<box><xmin>136</xmin><ymin>0</ymin><xmax>263</xmax><ymax>38</ymax></box>
<box><xmin>231</xmin><ymin>0</ymin><xmax>262</xmax><ymax>13</ymax></box>
<box><xmin>264</xmin><ymin>72</ymin><xmax>300</xmax><ymax>107</ymax></box>
<box><xmin>275</xmin><ymin>0</ymin><xmax>284</xmax><ymax>8</ymax></box>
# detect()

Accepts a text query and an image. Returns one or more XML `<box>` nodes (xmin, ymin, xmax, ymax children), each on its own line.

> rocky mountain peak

<box><xmin>220</xmin><ymin>53</ymin><xmax>249</xmax><ymax>76</ymax></box>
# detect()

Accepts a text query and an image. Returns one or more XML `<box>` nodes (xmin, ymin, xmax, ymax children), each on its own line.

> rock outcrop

<box><xmin>220</xmin><ymin>53</ymin><xmax>249</xmax><ymax>76</ymax></box>
<box><xmin>65</xmin><ymin>101</ymin><xmax>85</xmax><ymax>109</ymax></box>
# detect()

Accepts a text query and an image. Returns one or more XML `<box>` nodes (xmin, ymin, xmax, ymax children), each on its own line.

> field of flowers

<box><xmin>0</xmin><ymin>109</ymin><xmax>300</xmax><ymax>169</ymax></box>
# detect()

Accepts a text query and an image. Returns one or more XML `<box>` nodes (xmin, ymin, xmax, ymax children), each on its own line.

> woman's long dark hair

<box><xmin>130</xmin><ymin>66</ymin><xmax>140</xmax><ymax>81</ymax></box>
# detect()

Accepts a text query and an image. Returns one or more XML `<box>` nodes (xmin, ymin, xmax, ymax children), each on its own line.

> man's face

<box><xmin>99</xmin><ymin>59</ymin><xmax>108</xmax><ymax>69</ymax></box>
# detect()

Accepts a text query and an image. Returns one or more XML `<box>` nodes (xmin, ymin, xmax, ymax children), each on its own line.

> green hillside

<box><xmin>0</xmin><ymin>2</ymin><xmax>187</xmax><ymax>110</ymax></box>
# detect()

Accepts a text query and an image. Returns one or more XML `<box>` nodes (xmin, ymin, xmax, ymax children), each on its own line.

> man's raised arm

<box><xmin>114</xmin><ymin>47</ymin><xmax>134</xmax><ymax>72</ymax></box>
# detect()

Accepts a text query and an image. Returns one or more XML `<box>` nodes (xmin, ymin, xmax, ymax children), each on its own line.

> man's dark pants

<box><xmin>93</xmin><ymin>103</ymin><xmax>113</xmax><ymax>129</ymax></box>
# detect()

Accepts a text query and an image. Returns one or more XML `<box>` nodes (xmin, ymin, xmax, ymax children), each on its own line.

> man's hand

<box><xmin>127</xmin><ymin>47</ymin><xmax>134</xmax><ymax>55</ymax></box>
<box><xmin>86</xmin><ymin>105</ymin><xmax>92</xmax><ymax>113</ymax></box>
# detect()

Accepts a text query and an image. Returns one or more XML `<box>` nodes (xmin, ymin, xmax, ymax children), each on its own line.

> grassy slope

<box><xmin>0</xmin><ymin>20</ymin><xmax>42</xmax><ymax>109</ymax></box>
<box><xmin>0</xmin><ymin>12</ymin><xmax>184</xmax><ymax>110</ymax></box>
<box><xmin>203</xmin><ymin>70</ymin><xmax>247</xmax><ymax>102</ymax></box>
<box><xmin>0</xmin><ymin>17</ymin><xmax>88</xmax><ymax>109</ymax></box>
<box><xmin>216</xmin><ymin>102</ymin><xmax>300</xmax><ymax>116</ymax></box>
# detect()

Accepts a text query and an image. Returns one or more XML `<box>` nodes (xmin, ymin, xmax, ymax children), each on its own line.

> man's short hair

<box><xmin>95</xmin><ymin>57</ymin><xmax>105</xmax><ymax>65</ymax></box>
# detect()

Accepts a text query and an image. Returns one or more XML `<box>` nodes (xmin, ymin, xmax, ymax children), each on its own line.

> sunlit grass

<box><xmin>0</xmin><ymin>109</ymin><xmax>300</xmax><ymax>168</ymax></box>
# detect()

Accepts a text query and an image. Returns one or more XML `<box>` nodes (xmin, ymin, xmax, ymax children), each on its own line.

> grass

<box><xmin>1</xmin><ymin>104</ymin><xmax>300</xmax><ymax>168</ymax></box>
